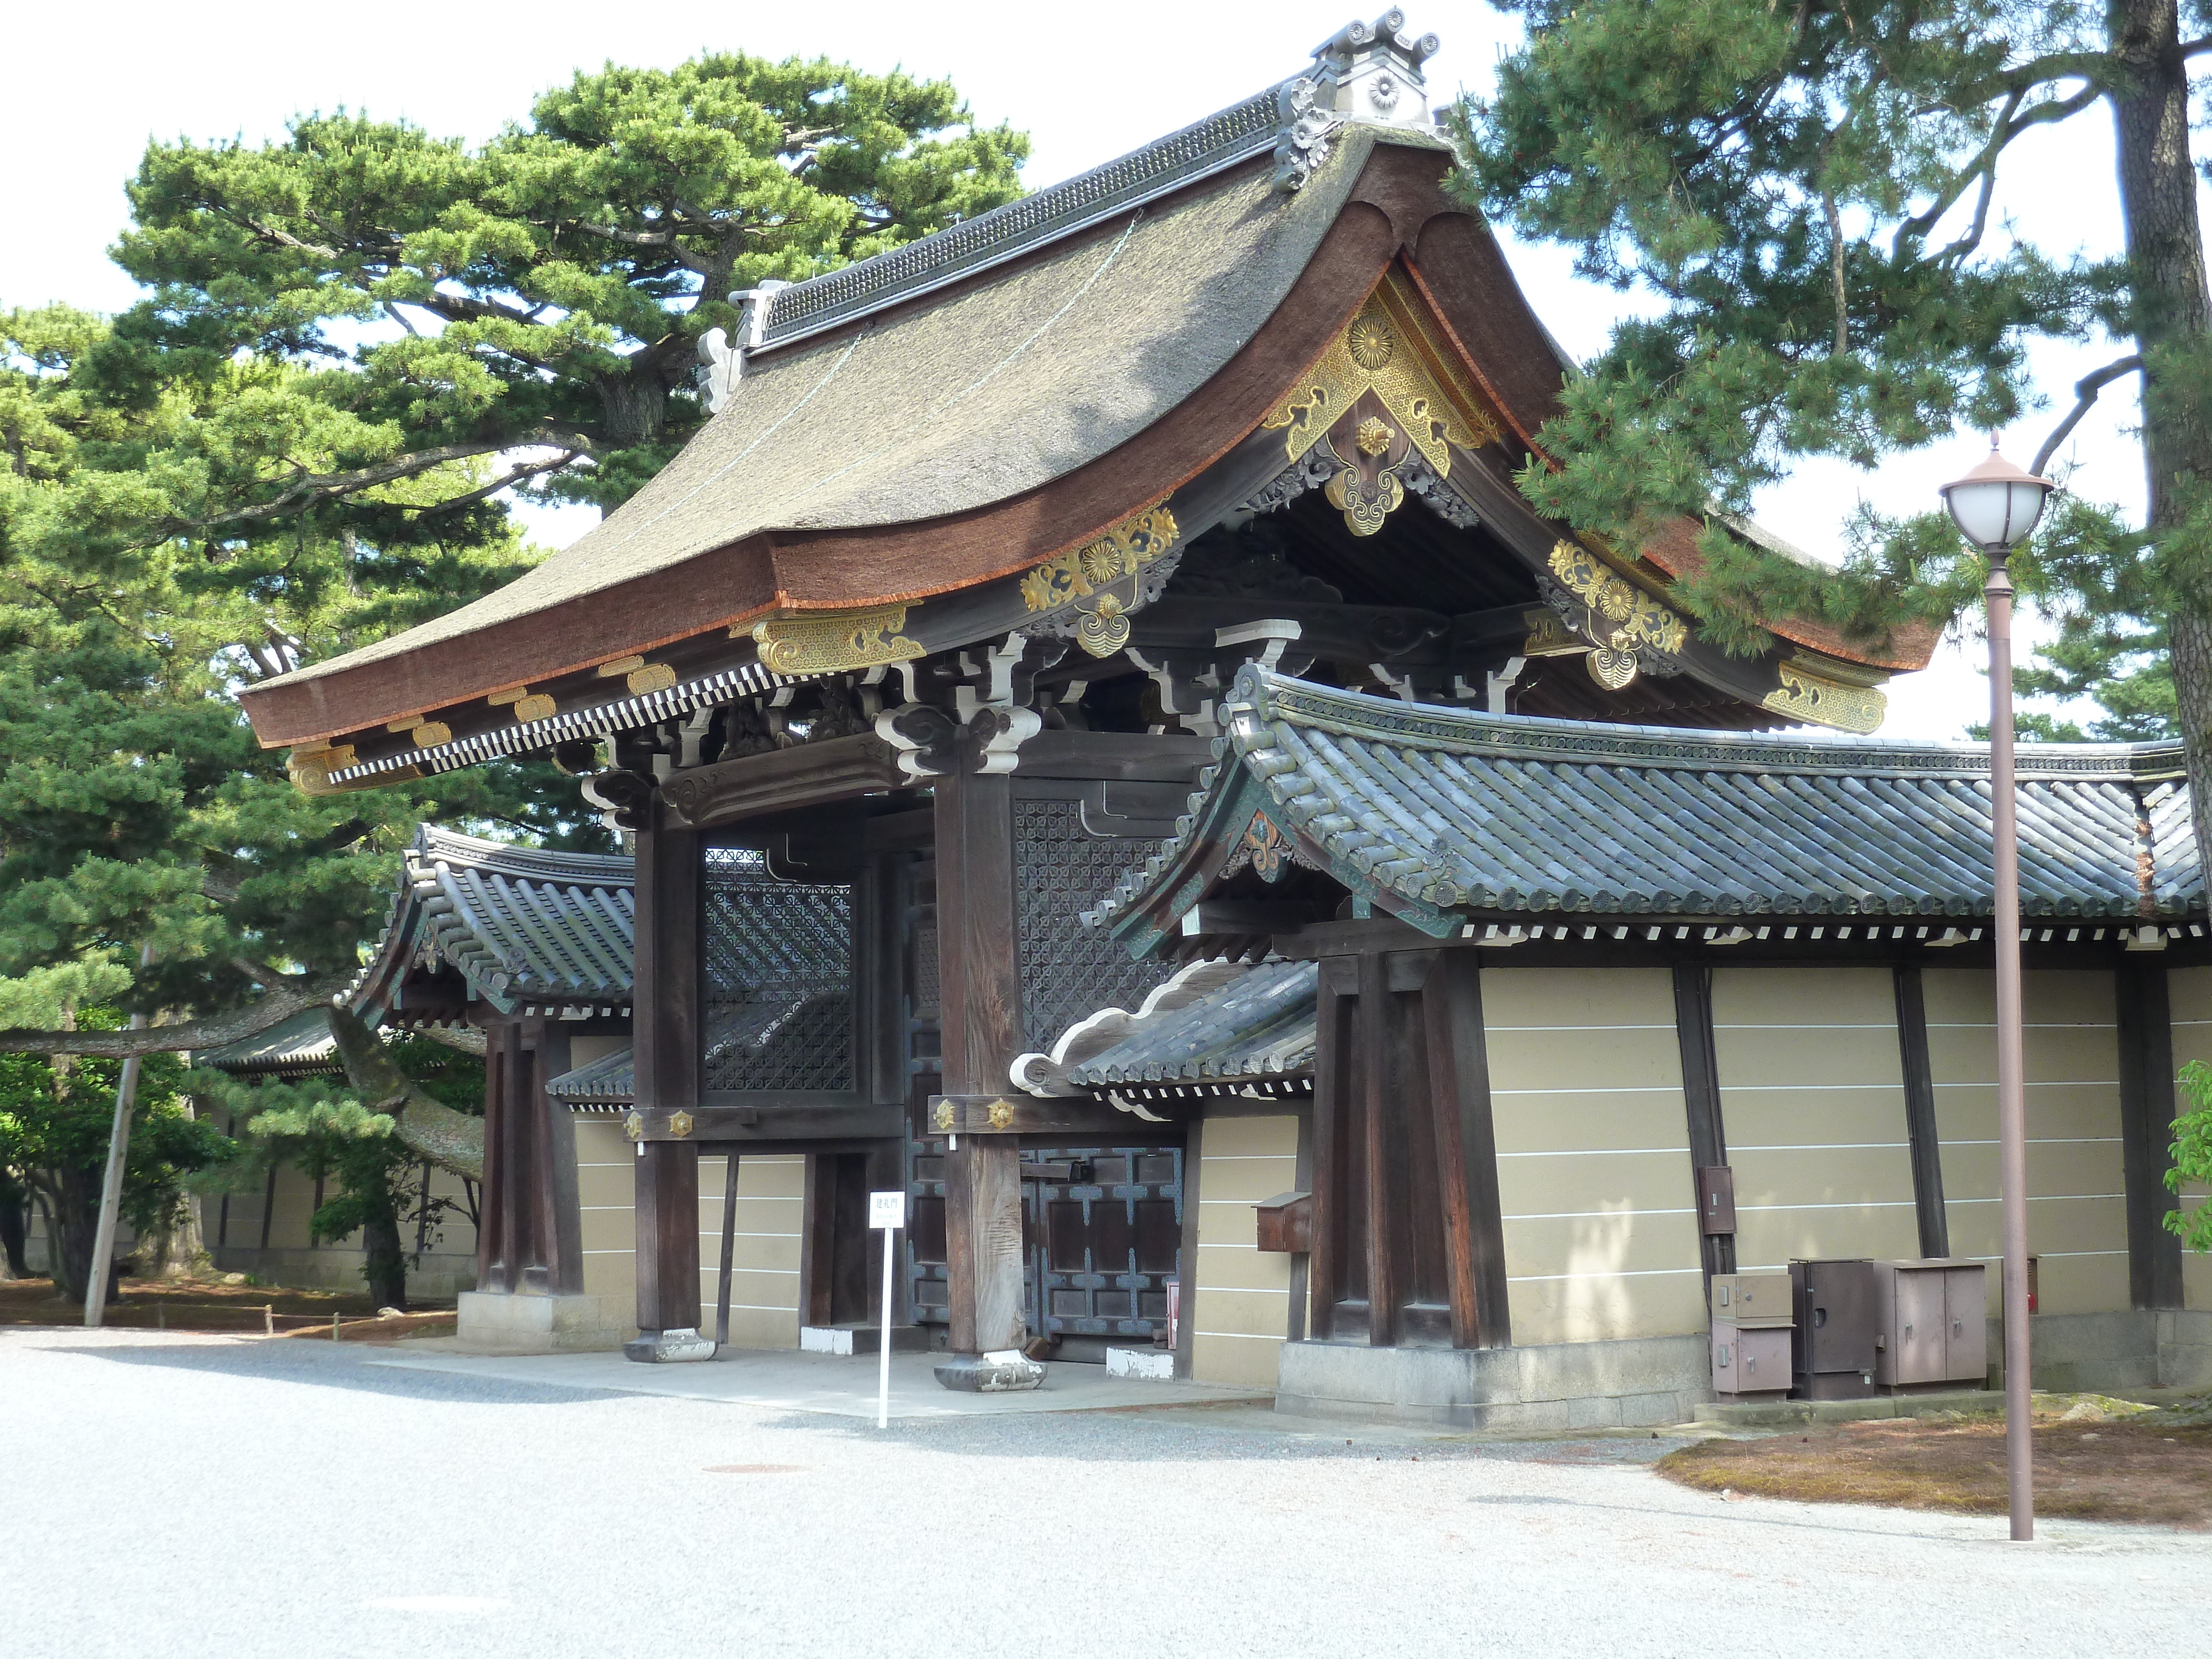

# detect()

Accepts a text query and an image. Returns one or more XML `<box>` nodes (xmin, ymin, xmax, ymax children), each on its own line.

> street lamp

<box><xmin>1939</xmin><ymin>438</ymin><xmax>2055</xmax><ymax>1542</ymax></box>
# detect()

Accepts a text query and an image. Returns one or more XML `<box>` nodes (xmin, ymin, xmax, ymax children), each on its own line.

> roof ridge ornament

<box><xmin>1274</xmin><ymin>11</ymin><xmax>1443</xmax><ymax>191</ymax></box>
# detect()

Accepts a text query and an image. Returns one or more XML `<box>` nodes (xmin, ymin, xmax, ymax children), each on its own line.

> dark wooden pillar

<box><xmin>2117</xmin><ymin>964</ymin><xmax>2184</xmax><ymax>1310</ymax></box>
<box><xmin>476</xmin><ymin>1020</ymin><xmax>519</xmax><ymax>1293</ymax></box>
<box><xmin>627</xmin><ymin>808</ymin><xmax>705</xmax><ymax>1355</ymax></box>
<box><xmin>1673</xmin><ymin>965</ymin><xmax>1736</xmax><ymax>1288</ymax></box>
<box><xmin>1307</xmin><ymin>956</ymin><xmax>1357</xmax><ymax>1337</ymax></box>
<box><xmin>1419</xmin><ymin>951</ymin><xmax>1511</xmax><ymax>1348</ymax></box>
<box><xmin>933</xmin><ymin>757</ymin><xmax>1027</xmax><ymax>1356</ymax></box>
<box><xmin>1894</xmin><ymin>967</ymin><xmax>1952</xmax><ymax>1258</ymax></box>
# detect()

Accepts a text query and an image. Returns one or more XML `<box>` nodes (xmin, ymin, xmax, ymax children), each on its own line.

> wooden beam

<box><xmin>1893</xmin><ymin>967</ymin><xmax>1950</xmax><ymax>1259</ymax></box>
<box><xmin>2116</xmin><ymin>963</ymin><xmax>2184</xmax><ymax>1310</ymax></box>
<box><xmin>1287</xmin><ymin>1105</ymin><xmax>1314</xmax><ymax>1344</ymax></box>
<box><xmin>716</xmin><ymin>1151</ymin><xmax>739</xmax><ymax>1345</ymax></box>
<box><xmin>924</xmin><ymin>1094</ymin><xmax>1192</xmax><ymax>1136</ymax></box>
<box><xmin>1421</xmin><ymin>951</ymin><xmax>1511</xmax><ymax>1348</ymax></box>
<box><xmin>660</xmin><ymin>733</ymin><xmax>906</xmax><ymax>831</ymax></box>
<box><xmin>1176</xmin><ymin>1118</ymin><xmax>1203</xmax><ymax>1378</ymax></box>
<box><xmin>1672</xmin><ymin>965</ymin><xmax>1736</xmax><ymax>1287</ymax></box>
<box><xmin>628</xmin><ymin>1104</ymin><xmax>909</xmax><ymax>1142</ymax></box>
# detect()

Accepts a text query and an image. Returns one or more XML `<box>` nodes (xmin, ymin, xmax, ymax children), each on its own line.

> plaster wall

<box><xmin>1923</xmin><ymin>969</ymin><xmax>2130</xmax><ymax>1317</ymax></box>
<box><xmin>692</xmin><ymin>1150</ymin><xmax>805</xmax><ymax>1349</ymax></box>
<box><xmin>574</xmin><ymin>1115</ymin><xmax>638</xmax><ymax>1332</ymax></box>
<box><xmin>207</xmin><ymin>1138</ymin><xmax>478</xmax><ymax>1296</ymax></box>
<box><xmin>1188</xmin><ymin>1113</ymin><xmax>1301</xmax><ymax>1386</ymax></box>
<box><xmin>1712</xmin><ymin>966</ymin><xmax>1921</xmax><ymax>1271</ymax></box>
<box><xmin>1481</xmin><ymin>967</ymin><xmax>1705</xmax><ymax>1346</ymax></box>
<box><xmin>2159</xmin><ymin>966</ymin><xmax>2212</xmax><ymax>1312</ymax></box>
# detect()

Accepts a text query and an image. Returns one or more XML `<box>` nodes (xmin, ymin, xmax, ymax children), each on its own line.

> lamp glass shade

<box><xmin>1939</xmin><ymin>446</ymin><xmax>2053</xmax><ymax>551</ymax></box>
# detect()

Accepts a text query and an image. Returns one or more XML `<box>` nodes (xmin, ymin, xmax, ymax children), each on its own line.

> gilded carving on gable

<box><xmin>748</xmin><ymin>604</ymin><xmax>924</xmax><ymax>676</ymax></box>
<box><xmin>1018</xmin><ymin>501</ymin><xmax>1181</xmax><ymax>659</ymax></box>
<box><xmin>1543</xmin><ymin>540</ymin><xmax>1692</xmax><ymax>690</ymax></box>
<box><xmin>1761</xmin><ymin>664</ymin><xmax>1888</xmax><ymax>735</ymax></box>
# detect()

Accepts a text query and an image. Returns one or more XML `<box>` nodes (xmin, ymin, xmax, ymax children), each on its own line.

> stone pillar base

<box><xmin>456</xmin><ymin>1291</ymin><xmax>624</xmax><ymax>1355</ymax></box>
<box><xmin>624</xmin><ymin>1326</ymin><xmax>717</xmax><ymax>1364</ymax></box>
<box><xmin>934</xmin><ymin>1349</ymin><xmax>1046</xmax><ymax>1392</ymax></box>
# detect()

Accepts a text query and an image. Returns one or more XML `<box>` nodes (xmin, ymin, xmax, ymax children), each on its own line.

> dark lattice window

<box><xmin>702</xmin><ymin>847</ymin><xmax>854</xmax><ymax>1092</ymax></box>
<box><xmin>1014</xmin><ymin>799</ymin><xmax>1175</xmax><ymax>1048</ymax></box>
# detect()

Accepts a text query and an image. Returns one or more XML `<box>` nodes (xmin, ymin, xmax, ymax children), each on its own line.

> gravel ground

<box><xmin>6</xmin><ymin>1328</ymin><xmax>2205</xmax><ymax>1659</ymax></box>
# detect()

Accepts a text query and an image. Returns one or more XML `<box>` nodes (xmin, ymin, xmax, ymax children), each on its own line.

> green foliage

<box><xmin>191</xmin><ymin>1031</ymin><xmax>483</xmax><ymax>1303</ymax></box>
<box><xmin>107</xmin><ymin>53</ymin><xmax>1027</xmax><ymax>518</ymax></box>
<box><xmin>0</xmin><ymin>306</ymin><xmax>610</xmax><ymax>1056</ymax></box>
<box><xmin>0</xmin><ymin>1008</ymin><xmax>233</xmax><ymax>1297</ymax></box>
<box><xmin>2168</xmin><ymin>1060</ymin><xmax>2212</xmax><ymax>1253</ymax></box>
<box><xmin>1453</xmin><ymin>0</ymin><xmax>2198</xmax><ymax>738</ymax></box>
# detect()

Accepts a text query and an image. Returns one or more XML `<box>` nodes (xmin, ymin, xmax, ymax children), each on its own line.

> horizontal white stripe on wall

<box><xmin>1488</xmin><ymin>1022</ymin><xmax>1677</xmax><ymax>1032</ymax></box>
<box><xmin>1735</xmin><ymin>1201</ymin><xmax>1917</xmax><ymax>1212</ymax></box>
<box><xmin>1507</xmin><ymin>1269</ymin><xmax>1702</xmax><ymax>1284</ymax></box>
<box><xmin>1730</xmin><ymin>1142</ymin><xmax>1911</xmax><ymax>1152</ymax></box>
<box><xmin>1946</xmin><ymin>1193</ymin><xmax>2126</xmax><ymax>1204</ymax></box>
<box><xmin>1503</xmin><ymin>1207</ymin><xmax>1694</xmax><ymax>1221</ymax></box>
<box><xmin>1496</xmin><ymin>1147</ymin><xmax>1689</xmax><ymax>1158</ymax></box>
<box><xmin>1491</xmin><ymin>1087</ymin><xmax>1687</xmax><ymax>1097</ymax></box>
<box><xmin>1195</xmin><ymin>1328</ymin><xmax>1287</xmax><ymax>1340</ymax></box>
<box><xmin>1933</xmin><ymin>1136</ymin><xmax>2123</xmax><ymax>1146</ymax></box>
<box><xmin>1201</xmin><ymin>1154</ymin><xmax>1300</xmax><ymax>1161</ymax></box>
<box><xmin>1197</xmin><ymin>1283</ymin><xmax>1288</xmax><ymax>1296</ymax></box>
<box><xmin>1931</xmin><ymin>1081</ymin><xmax>2122</xmax><ymax>1090</ymax></box>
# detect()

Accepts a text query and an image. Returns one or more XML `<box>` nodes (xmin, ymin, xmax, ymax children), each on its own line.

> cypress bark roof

<box><xmin>1095</xmin><ymin>667</ymin><xmax>2203</xmax><ymax>947</ymax></box>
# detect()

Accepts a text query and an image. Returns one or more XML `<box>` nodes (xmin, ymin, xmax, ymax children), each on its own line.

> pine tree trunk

<box><xmin>50</xmin><ymin>1163</ymin><xmax>101</xmax><ymax>1306</ymax></box>
<box><xmin>361</xmin><ymin>1199</ymin><xmax>409</xmax><ymax>1312</ymax></box>
<box><xmin>2112</xmin><ymin>0</ymin><xmax>2212</xmax><ymax>859</ymax></box>
<box><xmin>0</xmin><ymin>1179</ymin><xmax>28</xmax><ymax>1279</ymax></box>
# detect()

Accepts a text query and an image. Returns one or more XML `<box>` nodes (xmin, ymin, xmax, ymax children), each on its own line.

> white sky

<box><xmin>3</xmin><ymin>0</ymin><xmax>2171</xmax><ymax>739</ymax></box>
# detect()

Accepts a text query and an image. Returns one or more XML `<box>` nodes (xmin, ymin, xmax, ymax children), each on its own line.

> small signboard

<box><xmin>870</xmin><ymin>1190</ymin><xmax>905</xmax><ymax>1231</ymax></box>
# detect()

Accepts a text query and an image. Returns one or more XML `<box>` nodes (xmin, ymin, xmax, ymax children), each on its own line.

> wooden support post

<box><xmin>1307</xmin><ymin>957</ymin><xmax>1357</xmax><ymax>1339</ymax></box>
<box><xmin>625</xmin><ymin>808</ymin><xmax>710</xmax><ymax>1362</ymax></box>
<box><xmin>931</xmin><ymin>757</ymin><xmax>1031</xmax><ymax>1367</ymax></box>
<box><xmin>716</xmin><ymin>1152</ymin><xmax>739</xmax><ymax>1347</ymax></box>
<box><xmin>1894</xmin><ymin>966</ymin><xmax>1952</xmax><ymax>1259</ymax></box>
<box><xmin>2116</xmin><ymin>964</ymin><xmax>2184</xmax><ymax>1310</ymax></box>
<box><xmin>1673</xmin><ymin>965</ymin><xmax>1736</xmax><ymax>1290</ymax></box>
<box><xmin>1357</xmin><ymin>951</ymin><xmax>1397</xmax><ymax>1345</ymax></box>
<box><xmin>1420</xmin><ymin>951</ymin><xmax>1511</xmax><ymax>1349</ymax></box>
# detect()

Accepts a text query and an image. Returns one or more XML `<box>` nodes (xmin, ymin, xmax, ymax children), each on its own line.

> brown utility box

<box><xmin>1254</xmin><ymin>1192</ymin><xmax>1313</xmax><ymax>1254</ymax></box>
<box><xmin>1791</xmin><ymin>1258</ymin><xmax>1879</xmax><ymax>1400</ymax></box>
<box><xmin>1871</xmin><ymin>1259</ymin><xmax>1987</xmax><ymax>1389</ymax></box>
<box><xmin>1710</xmin><ymin>1272</ymin><xmax>1793</xmax><ymax>1327</ymax></box>
<box><xmin>1695</xmin><ymin>1166</ymin><xmax>1736</xmax><ymax>1235</ymax></box>
<box><xmin>1712</xmin><ymin>1322</ymin><xmax>1792</xmax><ymax>1397</ymax></box>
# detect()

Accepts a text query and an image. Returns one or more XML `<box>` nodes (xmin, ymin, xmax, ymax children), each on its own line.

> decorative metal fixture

<box><xmin>1939</xmin><ymin>436</ymin><xmax>2055</xmax><ymax>1543</ymax></box>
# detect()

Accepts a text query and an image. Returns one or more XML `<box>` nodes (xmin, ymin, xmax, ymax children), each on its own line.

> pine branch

<box><xmin>2032</xmin><ymin>354</ymin><xmax>2145</xmax><ymax>476</ymax></box>
<box><xmin>0</xmin><ymin>972</ymin><xmax>354</xmax><ymax>1058</ymax></box>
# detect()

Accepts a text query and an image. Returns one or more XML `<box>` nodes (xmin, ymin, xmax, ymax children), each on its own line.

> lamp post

<box><xmin>1939</xmin><ymin>439</ymin><xmax>2055</xmax><ymax>1542</ymax></box>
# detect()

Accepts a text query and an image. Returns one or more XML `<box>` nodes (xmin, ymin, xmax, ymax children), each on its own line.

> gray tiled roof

<box><xmin>1094</xmin><ymin>667</ymin><xmax>2202</xmax><ymax>945</ymax></box>
<box><xmin>195</xmin><ymin>1008</ymin><xmax>343</xmax><ymax>1077</ymax></box>
<box><xmin>544</xmin><ymin>995</ymin><xmax>844</xmax><ymax>1109</ymax></box>
<box><xmin>1062</xmin><ymin>960</ymin><xmax>1318</xmax><ymax>1089</ymax></box>
<box><xmin>357</xmin><ymin>825</ymin><xmax>635</xmax><ymax>1018</ymax></box>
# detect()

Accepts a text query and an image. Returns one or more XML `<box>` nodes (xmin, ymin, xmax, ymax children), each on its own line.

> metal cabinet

<box><xmin>1712</xmin><ymin>1323</ymin><xmax>1792</xmax><ymax>1396</ymax></box>
<box><xmin>1710</xmin><ymin>1272</ymin><xmax>1792</xmax><ymax>1327</ymax></box>
<box><xmin>1791</xmin><ymin>1258</ymin><xmax>1878</xmax><ymax>1399</ymax></box>
<box><xmin>1872</xmin><ymin>1259</ymin><xmax>1987</xmax><ymax>1389</ymax></box>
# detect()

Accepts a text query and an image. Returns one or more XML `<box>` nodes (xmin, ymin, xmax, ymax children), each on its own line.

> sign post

<box><xmin>868</xmin><ymin>1190</ymin><xmax>905</xmax><ymax>1429</ymax></box>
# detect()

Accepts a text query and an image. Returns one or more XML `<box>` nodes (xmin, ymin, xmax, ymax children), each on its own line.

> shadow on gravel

<box><xmin>38</xmin><ymin>1338</ymin><xmax>618</xmax><ymax>1407</ymax></box>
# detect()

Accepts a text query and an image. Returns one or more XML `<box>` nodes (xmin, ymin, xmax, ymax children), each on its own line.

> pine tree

<box><xmin>1456</xmin><ymin>0</ymin><xmax>2212</xmax><ymax>849</ymax></box>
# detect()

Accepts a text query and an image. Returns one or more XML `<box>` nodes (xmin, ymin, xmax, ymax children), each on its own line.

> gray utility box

<box><xmin>1710</xmin><ymin>1272</ymin><xmax>1792</xmax><ymax>1327</ymax></box>
<box><xmin>1713</xmin><ymin>1323</ymin><xmax>1792</xmax><ymax>1395</ymax></box>
<box><xmin>1791</xmin><ymin>1259</ymin><xmax>1879</xmax><ymax>1400</ymax></box>
<box><xmin>1871</xmin><ymin>1259</ymin><xmax>1987</xmax><ymax>1389</ymax></box>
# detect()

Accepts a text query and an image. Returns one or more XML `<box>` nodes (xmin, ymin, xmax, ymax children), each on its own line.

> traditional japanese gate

<box><xmin>909</xmin><ymin>1142</ymin><xmax>1183</xmax><ymax>1352</ymax></box>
